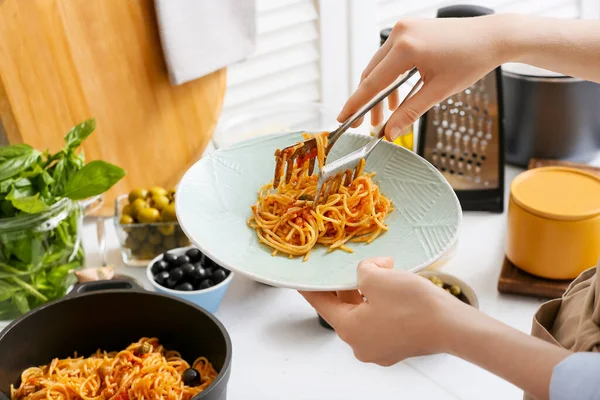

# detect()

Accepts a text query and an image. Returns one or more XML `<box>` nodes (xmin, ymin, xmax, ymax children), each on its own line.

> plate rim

<box><xmin>176</xmin><ymin>131</ymin><xmax>463</xmax><ymax>291</ymax></box>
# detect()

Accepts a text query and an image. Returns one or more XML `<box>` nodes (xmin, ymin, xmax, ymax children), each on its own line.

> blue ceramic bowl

<box><xmin>146</xmin><ymin>246</ymin><xmax>234</xmax><ymax>314</ymax></box>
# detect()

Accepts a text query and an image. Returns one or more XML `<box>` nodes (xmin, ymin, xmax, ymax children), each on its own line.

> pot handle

<box><xmin>68</xmin><ymin>279</ymin><xmax>143</xmax><ymax>297</ymax></box>
<box><xmin>436</xmin><ymin>4</ymin><xmax>494</xmax><ymax>18</ymax></box>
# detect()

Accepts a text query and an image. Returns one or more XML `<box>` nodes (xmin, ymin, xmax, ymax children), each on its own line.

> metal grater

<box><xmin>416</xmin><ymin>4</ymin><xmax>505</xmax><ymax>213</ymax></box>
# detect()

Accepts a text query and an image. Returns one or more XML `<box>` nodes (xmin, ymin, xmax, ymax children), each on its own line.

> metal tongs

<box><xmin>273</xmin><ymin>67</ymin><xmax>421</xmax><ymax>191</ymax></box>
<box><xmin>313</xmin><ymin>72</ymin><xmax>424</xmax><ymax>206</ymax></box>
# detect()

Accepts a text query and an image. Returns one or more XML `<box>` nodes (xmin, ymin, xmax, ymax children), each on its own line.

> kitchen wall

<box><xmin>223</xmin><ymin>0</ymin><xmax>600</xmax><ymax>114</ymax></box>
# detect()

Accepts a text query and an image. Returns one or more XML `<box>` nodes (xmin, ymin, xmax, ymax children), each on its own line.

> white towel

<box><xmin>154</xmin><ymin>0</ymin><xmax>257</xmax><ymax>85</ymax></box>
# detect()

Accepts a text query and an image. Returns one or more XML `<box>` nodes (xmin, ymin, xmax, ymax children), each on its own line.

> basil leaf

<box><xmin>0</xmin><ymin>280</ymin><xmax>18</xmax><ymax>302</ymax></box>
<box><xmin>12</xmin><ymin>292</ymin><xmax>30</xmax><ymax>314</ymax></box>
<box><xmin>11</xmin><ymin>193</ymin><xmax>49</xmax><ymax>214</ymax></box>
<box><xmin>0</xmin><ymin>144</ymin><xmax>34</xmax><ymax>161</ymax></box>
<box><xmin>64</xmin><ymin>118</ymin><xmax>96</xmax><ymax>150</ymax></box>
<box><xmin>6</xmin><ymin>183</ymin><xmax>33</xmax><ymax>200</ymax></box>
<box><xmin>0</xmin><ymin>149</ymin><xmax>41</xmax><ymax>181</ymax></box>
<box><xmin>62</xmin><ymin>160</ymin><xmax>125</xmax><ymax>200</ymax></box>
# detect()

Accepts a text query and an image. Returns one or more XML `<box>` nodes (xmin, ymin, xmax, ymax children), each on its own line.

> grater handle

<box><xmin>436</xmin><ymin>5</ymin><xmax>494</xmax><ymax>18</ymax></box>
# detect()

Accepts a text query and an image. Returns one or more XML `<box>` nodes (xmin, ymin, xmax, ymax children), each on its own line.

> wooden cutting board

<box><xmin>0</xmin><ymin>0</ymin><xmax>227</xmax><ymax>216</ymax></box>
<box><xmin>497</xmin><ymin>158</ymin><xmax>600</xmax><ymax>299</ymax></box>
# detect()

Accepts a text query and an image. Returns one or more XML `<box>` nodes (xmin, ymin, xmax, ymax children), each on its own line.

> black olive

<box><xmin>181</xmin><ymin>263</ymin><xmax>195</xmax><ymax>276</ymax></box>
<box><xmin>212</xmin><ymin>268</ymin><xmax>228</xmax><ymax>284</ymax></box>
<box><xmin>163</xmin><ymin>252</ymin><xmax>178</xmax><ymax>264</ymax></box>
<box><xmin>154</xmin><ymin>271</ymin><xmax>170</xmax><ymax>285</ymax></box>
<box><xmin>174</xmin><ymin>255</ymin><xmax>190</xmax><ymax>266</ymax></box>
<box><xmin>166</xmin><ymin>278</ymin><xmax>179</xmax><ymax>289</ymax></box>
<box><xmin>151</xmin><ymin>260</ymin><xmax>169</xmax><ymax>275</ymax></box>
<box><xmin>192</xmin><ymin>265</ymin><xmax>208</xmax><ymax>280</ymax></box>
<box><xmin>182</xmin><ymin>368</ymin><xmax>202</xmax><ymax>386</ymax></box>
<box><xmin>175</xmin><ymin>282</ymin><xmax>194</xmax><ymax>291</ymax></box>
<box><xmin>170</xmin><ymin>267</ymin><xmax>184</xmax><ymax>282</ymax></box>
<box><xmin>185</xmin><ymin>248</ymin><xmax>203</xmax><ymax>263</ymax></box>
<box><xmin>197</xmin><ymin>279</ymin><xmax>214</xmax><ymax>290</ymax></box>
<box><xmin>203</xmin><ymin>257</ymin><xmax>217</xmax><ymax>269</ymax></box>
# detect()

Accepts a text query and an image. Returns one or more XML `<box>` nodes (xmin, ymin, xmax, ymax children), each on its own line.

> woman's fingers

<box><xmin>388</xmin><ymin>90</ymin><xmax>400</xmax><ymax>111</ymax></box>
<box><xmin>337</xmin><ymin>290</ymin><xmax>364</xmax><ymax>305</ymax></box>
<box><xmin>385</xmin><ymin>81</ymin><xmax>441</xmax><ymax>141</ymax></box>
<box><xmin>356</xmin><ymin>257</ymin><xmax>394</xmax><ymax>300</ymax></box>
<box><xmin>370</xmin><ymin>103</ymin><xmax>384</xmax><ymax>128</ymax></box>
<box><xmin>338</xmin><ymin>51</ymin><xmax>412</xmax><ymax>123</ymax></box>
<box><xmin>360</xmin><ymin>38</ymin><xmax>393</xmax><ymax>83</ymax></box>
<box><xmin>299</xmin><ymin>291</ymin><xmax>355</xmax><ymax>328</ymax></box>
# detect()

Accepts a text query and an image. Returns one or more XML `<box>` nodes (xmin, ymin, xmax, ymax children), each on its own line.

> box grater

<box><xmin>416</xmin><ymin>4</ymin><xmax>505</xmax><ymax>213</ymax></box>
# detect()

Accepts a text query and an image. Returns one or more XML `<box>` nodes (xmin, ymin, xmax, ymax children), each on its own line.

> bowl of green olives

<box><xmin>418</xmin><ymin>271</ymin><xmax>479</xmax><ymax>309</ymax></box>
<box><xmin>114</xmin><ymin>187</ymin><xmax>191</xmax><ymax>267</ymax></box>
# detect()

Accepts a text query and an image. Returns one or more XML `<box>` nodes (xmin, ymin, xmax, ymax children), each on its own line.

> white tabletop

<box><xmin>3</xmin><ymin>153</ymin><xmax>599</xmax><ymax>400</ymax></box>
<box><xmin>81</xmin><ymin>165</ymin><xmax>544</xmax><ymax>400</ymax></box>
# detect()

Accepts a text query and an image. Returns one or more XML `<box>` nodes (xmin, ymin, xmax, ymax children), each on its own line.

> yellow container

<box><xmin>506</xmin><ymin>167</ymin><xmax>600</xmax><ymax>280</ymax></box>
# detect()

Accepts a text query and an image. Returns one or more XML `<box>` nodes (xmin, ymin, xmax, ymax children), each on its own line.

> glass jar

<box><xmin>0</xmin><ymin>198</ymin><xmax>85</xmax><ymax>321</ymax></box>
<box><xmin>113</xmin><ymin>195</ymin><xmax>191</xmax><ymax>267</ymax></box>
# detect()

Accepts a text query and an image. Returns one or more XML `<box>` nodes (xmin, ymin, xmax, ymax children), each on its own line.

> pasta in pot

<box><xmin>11</xmin><ymin>337</ymin><xmax>218</xmax><ymax>400</ymax></box>
<box><xmin>248</xmin><ymin>132</ymin><xmax>393</xmax><ymax>261</ymax></box>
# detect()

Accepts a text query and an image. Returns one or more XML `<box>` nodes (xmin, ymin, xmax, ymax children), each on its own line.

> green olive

<box><xmin>449</xmin><ymin>285</ymin><xmax>461</xmax><ymax>296</ymax></box>
<box><xmin>137</xmin><ymin>342</ymin><xmax>152</xmax><ymax>355</ymax></box>
<box><xmin>178</xmin><ymin>236</ymin><xmax>191</xmax><ymax>247</ymax></box>
<box><xmin>160</xmin><ymin>203</ymin><xmax>177</xmax><ymax>222</ymax></box>
<box><xmin>168</xmin><ymin>189</ymin><xmax>176</xmax><ymax>201</ymax></box>
<box><xmin>151</xmin><ymin>194</ymin><xmax>170</xmax><ymax>211</ymax></box>
<box><xmin>122</xmin><ymin>204</ymin><xmax>132</xmax><ymax>217</ymax></box>
<box><xmin>158</xmin><ymin>224</ymin><xmax>175</xmax><ymax>236</ymax></box>
<box><xmin>128</xmin><ymin>188</ymin><xmax>149</xmax><ymax>203</ymax></box>
<box><xmin>132</xmin><ymin>226</ymin><xmax>149</xmax><ymax>241</ymax></box>
<box><xmin>137</xmin><ymin>243</ymin><xmax>156</xmax><ymax>260</ymax></box>
<box><xmin>125</xmin><ymin>235</ymin><xmax>139</xmax><ymax>251</ymax></box>
<box><xmin>148</xmin><ymin>233</ymin><xmax>162</xmax><ymax>245</ymax></box>
<box><xmin>120</xmin><ymin>215</ymin><xmax>134</xmax><ymax>225</ymax></box>
<box><xmin>162</xmin><ymin>236</ymin><xmax>177</xmax><ymax>250</ymax></box>
<box><xmin>130</xmin><ymin>198</ymin><xmax>148</xmax><ymax>220</ymax></box>
<box><xmin>138</xmin><ymin>208</ymin><xmax>160</xmax><ymax>223</ymax></box>
<box><xmin>149</xmin><ymin>186</ymin><xmax>168</xmax><ymax>197</ymax></box>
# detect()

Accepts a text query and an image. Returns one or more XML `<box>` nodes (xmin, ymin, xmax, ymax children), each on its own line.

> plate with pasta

<box><xmin>176</xmin><ymin>131</ymin><xmax>461</xmax><ymax>291</ymax></box>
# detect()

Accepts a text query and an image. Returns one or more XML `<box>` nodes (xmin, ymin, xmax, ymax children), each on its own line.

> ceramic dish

<box><xmin>176</xmin><ymin>131</ymin><xmax>462</xmax><ymax>291</ymax></box>
<box><xmin>418</xmin><ymin>270</ymin><xmax>479</xmax><ymax>308</ymax></box>
<box><xmin>147</xmin><ymin>247</ymin><xmax>233</xmax><ymax>314</ymax></box>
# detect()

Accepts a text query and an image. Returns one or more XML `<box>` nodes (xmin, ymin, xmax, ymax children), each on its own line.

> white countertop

<box><xmin>3</xmin><ymin>153</ymin><xmax>599</xmax><ymax>400</ymax></box>
<box><xmin>82</xmin><ymin>165</ymin><xmax>548</xmax><ymax>400</ymax></box>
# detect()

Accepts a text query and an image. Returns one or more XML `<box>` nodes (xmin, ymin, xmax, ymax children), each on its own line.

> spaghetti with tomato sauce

<box><xmin>10</xmin><ymin>338</ymin><xmax>217</xmax><ymax>400</ymax></box>
<box><xmin>248</xmin><ymin>131</ymin><xmax>393</xmax><ymax>261</ymax></box>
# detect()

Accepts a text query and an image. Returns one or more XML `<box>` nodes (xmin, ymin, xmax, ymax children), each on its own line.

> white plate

<box><xmin>176</xmin><ymin>131</ymin><xmax>462</xmax><ymax>291</ymax></box>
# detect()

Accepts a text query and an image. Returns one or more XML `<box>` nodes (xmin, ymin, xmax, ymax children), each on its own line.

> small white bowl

<box><xmin>418</xmin><ymin>270</ymin><xmax>479</xmax><ymax>309</ymax></box>
<box><xmin>146</xmin><ymin>246</ymin><xmax>234</xmax><ymax>314</ymax></box>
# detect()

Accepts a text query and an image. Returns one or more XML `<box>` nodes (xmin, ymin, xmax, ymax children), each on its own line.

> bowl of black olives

<box><xmin>147</xmin><ymin>246</ymin><xmax>233</xmax><ymax>313</ymax></box>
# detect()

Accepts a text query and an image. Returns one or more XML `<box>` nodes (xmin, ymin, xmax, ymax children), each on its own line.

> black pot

<box><xmin>502</xmin><ymin>62</ymin><xmax>600</xmax><ymax>167</ymax></box>
<box><xmin>0</xmin><ymin>280</ymin><xmax>232</xmax><ymax>400</ymax></box>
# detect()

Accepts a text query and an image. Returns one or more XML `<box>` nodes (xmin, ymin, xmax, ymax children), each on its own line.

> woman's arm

<box><xmin>444</xmin><ymin>301</ymin><xmax>570</xmax><ymax>400</ymax></box>
<box><xmin>337</xmin><ymin>14</ymin><xmax>600</xmax><ymax>140</ymax></box>
<box><xmin>301</xmin><ymin>258</ymin><xmax>571</xmax><ymax>400</ymax></box>
<box><xmin>503</xmin><ymin>14</ymin><xmax>600</xmax><ymax>84</ymax></box>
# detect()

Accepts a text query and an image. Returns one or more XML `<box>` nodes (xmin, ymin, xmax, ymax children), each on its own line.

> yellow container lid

<box><xmin>511</xmin><ymin>166</ymin><xmax>600</xmax><ymax>221</ymax></box>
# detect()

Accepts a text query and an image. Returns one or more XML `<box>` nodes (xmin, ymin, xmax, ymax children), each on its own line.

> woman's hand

<box><xmin>300</xmin><ymin>257</ymin><xmax>466</xmax><ymax>366</ymax></box>
<box><xmin>338</xmin><ymin>15</ymin><xmax>506</xmax><ymax>140</ymax></box>
<box><xmin>301</xmin><ymin>257</ymin><xmax>570</xmax><ymax>400</ymax></box>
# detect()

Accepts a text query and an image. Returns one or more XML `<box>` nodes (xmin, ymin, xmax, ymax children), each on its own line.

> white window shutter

<box><xmin>222</xmin><ymin>0</ymin><xmax>322</xmax><ymax>114</ymax></box>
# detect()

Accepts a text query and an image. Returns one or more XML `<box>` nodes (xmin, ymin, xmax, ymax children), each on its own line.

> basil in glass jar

<box><xmin>0</xmin><ymin>118</ymin><xmax>125</xmax><ymax>321</ymax></box>
<box><xmin>0</xmin><ymin>198</ymin><xmax>84</xmax><ymax>320</ymax></box>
